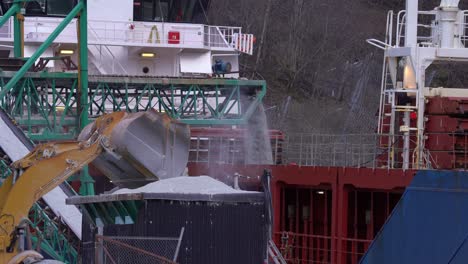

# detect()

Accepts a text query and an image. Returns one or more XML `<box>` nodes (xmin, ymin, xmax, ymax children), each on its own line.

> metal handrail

<box><xmin>396</xmin><ymin>11</ymin><xmax>406</xmax><ymax>47</ymax></box>
<box><xmin>88</xmin><ymin>25</ymin><xmax>128</xmax><ymax>75</ymax></box>
<box><xmin>385</xmin><ymin>10</ymin><xmax>394</xmax><ymax>46</ymax></box>
<box><xmin>188</xmin><ymin>131</ymin><xmax>468</xmax><ymax>170</ymax></box>
<box><xmin>366</xmin><ymin>38</ymin><xmax>391</xmax><ymax>50</ymax></box>
<box><xmin>395</xmin><ymin>10</ymin><xmax>440</xmax><ymax>47</ymax></box>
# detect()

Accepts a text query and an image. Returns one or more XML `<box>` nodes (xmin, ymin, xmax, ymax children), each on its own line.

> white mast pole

<box><xmin>405</xmin><ymin>0</ymin><xmax>418</xmax><ymax>47</ymax></box>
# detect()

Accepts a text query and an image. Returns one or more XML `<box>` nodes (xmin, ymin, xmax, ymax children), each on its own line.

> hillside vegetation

<box><xmin>208</xmin><ymin>1</ymin><xmax>467</xmax><ymax>135</ymax></box>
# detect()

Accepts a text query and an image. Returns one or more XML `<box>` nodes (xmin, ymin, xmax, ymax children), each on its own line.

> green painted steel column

<box><xmin>0</xmin><ymin>2</ymin><xmax>84</xmax><ymax>100</ymax></box>
<box><xmin>78</xmin><ymin>0</ymin><xmax>89</xmax><ymax>129</ymax></box>
<box><xmin>13</xmin><ymin>12</ymin><xmax>23</xmax><ymax>57</ymax></box>
<box><xmin>77</xmin><ymin>0</ymin><xmax>94</xmax><ymax>196</ymax></box>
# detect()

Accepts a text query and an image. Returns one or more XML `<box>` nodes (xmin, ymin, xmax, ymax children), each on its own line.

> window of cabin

<box><xmin>0</xmin><ymin>1</ymin><xmax>10</xmax><ymax>15</ymax></box>
<box><xmin>0</xmin><ymin>0</ymin><xmax>75</xmax><ymax>16</ymax></box>
<box><xmin>25</xmin><ymin>0</ymin><xmax>46</xmax><ymax>15</ymax></box>
<box><xmin>155</xmin><ymin>0</ymin><xmax>169</xmax><ymax>22</ymax></box>
<box><xmin>47</xmin><ymin>0</ymin><xmax>74</xmax><ymax>16</ymax></box>
<box><xmin>142</xmin><ymin>0</ymin><xmax>153</xmax><ymax>21</ymax></box>
<box><xmin>133</xmin><ymin>0</ymin><xmax>209</xmax><ymax>23</ymax></box>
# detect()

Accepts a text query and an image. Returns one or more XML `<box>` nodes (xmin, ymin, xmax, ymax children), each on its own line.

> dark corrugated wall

<box><xmin>82</xmin><ymin>199</ymin><xmax>267</xmax><ymax>264</ymax></box>
<box><xmin>360</xmin><ymin>170</ymin><xmax>468</xmax><ymax>264</ymax></box>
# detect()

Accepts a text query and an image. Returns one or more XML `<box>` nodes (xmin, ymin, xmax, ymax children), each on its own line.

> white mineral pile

<box><xmin>114</xmin><ymin>176</ymin><xmax>258</xmax><ymax>195</ymax></box>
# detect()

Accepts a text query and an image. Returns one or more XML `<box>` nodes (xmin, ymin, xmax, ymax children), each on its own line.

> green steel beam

<box><xmin>0</xmin><ymin>71</ymin><xmax>266</xmax><ymax>86</ymax></box>
<box><xmin>124</xmin><ymin>200</ymin><xmax>139</xmax><ymax>220</ymax></box>
<box><xmin>0</xmin><ymin>1</ymin><xmax>84</xmax><ymax>100</ymax></box>
<box><xmin>30</xmin><ymin>237</ymin><xmax>64</xmax><ymax>263</ymax></box>
<box><xmin>97</xmin><ymin>202</ymin><xmax>113</xmax><ymax>225</ymax></box>
<box><xmin>77</xmin><ymin>0</ymin><xmax>94</xmax><ymax>196</ymax></box>
<box><xmin>105</xmin><ymin>202</ymin><xmax>124</xmax><ymax>224</ymax></box>
<box><xmin>28</xmin><ymin>203</ymin><xmax>78</xmax><ymax>264</ymax></box>
<box><xmin>0</xmin><ymin>3</ymin><xmax>19</xmax><ymax>28</ymax></box>
<box><xmin>0</xmin><ymin>160</ymin><xmax>11</xmax><ymax>182</ymax></box>
<box><xmin>78</xmin><ymin>0</ymin><xmax>89</xmax><ymax>129</ymax></box>
<box><xmin>13</xmin><ymin>13</ymin><xmax>23</xmax><ymax>58</ymax></box>
<box><xmin>114</xmin><ymin>201</ymin><xmax>133</xmax><ymax>223</ymax></box>
<box><xmin>0</xmin><ymin>73</ymin><xmax>267</xmax><ymax>140</ymax></box>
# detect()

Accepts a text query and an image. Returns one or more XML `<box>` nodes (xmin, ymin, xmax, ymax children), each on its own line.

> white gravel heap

<box><xmin>114</xmin><ymin>176</ymin><xmax>258</xmax><ymax>195</ymax></box>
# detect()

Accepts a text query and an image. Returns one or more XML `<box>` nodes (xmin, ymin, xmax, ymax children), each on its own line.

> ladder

<box><xmin>268</xmin><ymin>240</ymin><xmax>287</xmax><ymax>264</ymax></box>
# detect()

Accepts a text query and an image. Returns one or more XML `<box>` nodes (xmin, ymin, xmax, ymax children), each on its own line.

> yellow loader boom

<box><xmin>0</xmin><ymin>111</ymin><xmax>190</xmax><ymax>264</ymax></box>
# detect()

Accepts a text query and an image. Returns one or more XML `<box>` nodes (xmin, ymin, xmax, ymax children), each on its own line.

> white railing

<box><xmin>204</xmin><ymin>25</ymin><xmax>241</xmax><ymax>48</ymax></box>
<box><xmin>386</xmin><ymin>10</ymin><xmax>394</xmax><ymax>46</ymax></box>
<box><xmin>0</xmin><ymin>16</ymin><xmax>248</xmax><ymax>51</ymax></box>
<box><xmin>204</xmin><ymin>25</ymin><xmax>253</xmax><ymax>54</ymax></box>
<box><xmin>88</xmin><ymin>26</ymin><xmax>128</xmax><ymax>75</ymax></box>
<box><xmin>460</xmin><ymin>11</ymin><xmax>468</xmax><ymax>47</ymax></box>
<box><xmin>395</xmin><ymin>10</ymin><xmax>438</xmax><ymax>47</ymax></box>
<box><xmin>188</xmin><ymin>132</ymin><xmax>444</xmax><ymax>169</ymax></box>
<box><xmin>88</xmin><ymin>20</ymin><xmax>244</xmax><ymax>51</ymax></box>
<box><xmin>368</xmin><ymin>9</ymin><xmax>440</xmax><ymax>49</ymax></box>
<box><xmin>23</xmin><ymin>16</ymin><xmax>77</xmax><ymax>43</ymax></box>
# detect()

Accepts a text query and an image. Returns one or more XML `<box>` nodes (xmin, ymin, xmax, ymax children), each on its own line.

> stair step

<box><xmin>0</xmin><ymin>58</ymin><xmax>29</xmax><ymax>71</ymax></box>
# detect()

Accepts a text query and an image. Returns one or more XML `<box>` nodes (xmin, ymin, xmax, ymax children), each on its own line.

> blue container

<box><xmin>361</xmin><ymin>170</ymin><xmax>468</xmax><ymax>264</ymax></box>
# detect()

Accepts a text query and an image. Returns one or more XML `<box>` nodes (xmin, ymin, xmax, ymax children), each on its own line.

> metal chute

<box><xmin>78</xmin><ymin>110</ymin><xmax>190</xmax><ymax>188</ymax></box>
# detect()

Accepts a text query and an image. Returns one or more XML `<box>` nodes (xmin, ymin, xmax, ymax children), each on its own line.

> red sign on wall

<box><xmin>168</xmin><ymin>31</ymin><xmax>180</xmax><ymax>44</ymax></box>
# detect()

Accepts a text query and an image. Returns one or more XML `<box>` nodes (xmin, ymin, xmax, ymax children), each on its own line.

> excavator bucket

<box><xmin>78</xmin><ymin>110</ymin><xmax>190</xmax><ymax>188</ymax></box>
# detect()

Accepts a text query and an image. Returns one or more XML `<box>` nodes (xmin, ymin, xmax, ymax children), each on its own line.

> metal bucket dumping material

<box><xmin>79</xmin><ymin>110</ymin><xmax>190</xmax><ymax>188</ymax></box>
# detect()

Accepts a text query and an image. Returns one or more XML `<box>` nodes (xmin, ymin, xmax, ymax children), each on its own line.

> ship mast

<box><xmin>369</xmin><ymin>0</ymin><xmax>468</xmax><ymax>170</ymax></box>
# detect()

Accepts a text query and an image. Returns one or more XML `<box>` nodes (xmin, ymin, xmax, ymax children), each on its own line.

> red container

<box><xmin>168</xmin><ymin>31</ymin><xmax>180</xmax><ymax>44</ymax></box>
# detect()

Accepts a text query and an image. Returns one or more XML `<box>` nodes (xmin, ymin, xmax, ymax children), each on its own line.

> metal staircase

<box><xmin>88</xmin><ymin>26</ymin><xmax>128</xmax><ymax>75</ymax></box>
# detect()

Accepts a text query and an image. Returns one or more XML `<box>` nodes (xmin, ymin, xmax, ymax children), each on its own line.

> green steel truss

<box><xmin>28</xmin><ymin>203</ymin><xmax>79</xmax><ymax>264</ymax></box>
<box><xmin>0</xmin><ymin>1</ymin><xmax>265</xmax><ymax>263</ymax></box>
<box><xmin>0</xmin><ymin>71</ymin><xmax>266</xmax><ymax>263</ymax></box>
<box><xmin>0</xmin><ymin>71</ymin><xmax>266</xmax><ymax>141</ymax></box>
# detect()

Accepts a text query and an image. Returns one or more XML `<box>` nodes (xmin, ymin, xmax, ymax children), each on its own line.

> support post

<box><xmin>331</xmin><ymin>179</ymin><xmax>338</xmax><ymax>264</ymax></box>
<box><xmin>405</xmin><ymin>0</ymin><xmax>418</xmax><ymax>47</ymax></box>
<box><xmin>403</xmin><ymin>109</ymin><xmax>410</xmax><ymax>170</ymax></box>
<box><xmin>13</xmin><ymin>12</ymin><xmax>24</xmax><ymax>58</ymax></box>
<box><xmin>77</xmin><ymin>0</ymin><xmax>94</xmax><ymax>196</ymax></box>
<box><xmin>336</xmin><ymin>184</ymin><xmax>349</xmax><ymax>264</ymax></box>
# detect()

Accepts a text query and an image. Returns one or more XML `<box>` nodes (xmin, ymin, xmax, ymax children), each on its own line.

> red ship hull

<box><xmin>188</xmin><ymin>163</ymin><xmax>416</xmax><ymax>263</ymax></box>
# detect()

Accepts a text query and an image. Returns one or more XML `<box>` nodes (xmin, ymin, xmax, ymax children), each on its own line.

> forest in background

<box><xmin>208</xmin><ymin>1</ymin><xmax>468</xmax><ymax>135</ymax></box>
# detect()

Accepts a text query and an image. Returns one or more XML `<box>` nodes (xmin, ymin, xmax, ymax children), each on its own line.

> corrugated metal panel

<box><xmin>82</xmin><ymin>198</ymin><xmax>267</xmax><ymax>264</ymax></box>
<box><xmin>81</xmin><ymin>216</ymin><xmax>96</xmax><ymax>264</ymax></box>
<box><xmin>360</xmin><ymin>170</ymin><xmax>468</xmax><ymax>264</ymax></box>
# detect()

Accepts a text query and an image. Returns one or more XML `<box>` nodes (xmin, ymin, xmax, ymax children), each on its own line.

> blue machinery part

<box><xmin>212</xmin><ymin>59</ymin><xmax>232</xmax><ymax>77</ymax></box>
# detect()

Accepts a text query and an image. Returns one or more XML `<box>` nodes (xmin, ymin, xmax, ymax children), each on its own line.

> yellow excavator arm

<box><xmin>0</xmin><ymin>110</ymin><xmax>190</xmax><ymax>264</ymax></box>
<box><xmin>0</xmin><ymin>112</ymin><xmax>125</xmax><ymax>263</ymax></box>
